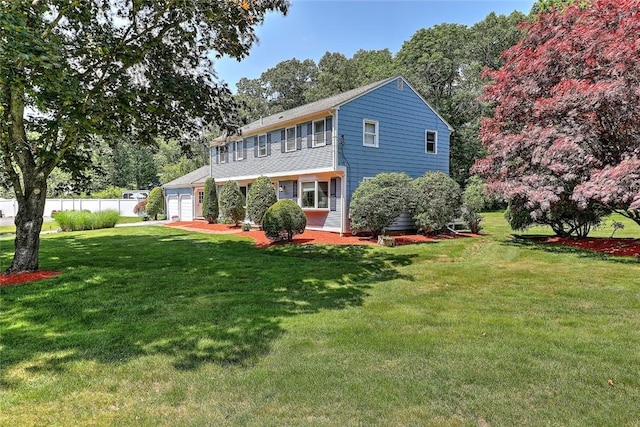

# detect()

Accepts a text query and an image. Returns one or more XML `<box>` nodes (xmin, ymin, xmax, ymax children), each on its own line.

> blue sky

<box><xmin>215</xmin><ymin>0</ymin><xmax>535</xmax><ymax>90</ymax></box>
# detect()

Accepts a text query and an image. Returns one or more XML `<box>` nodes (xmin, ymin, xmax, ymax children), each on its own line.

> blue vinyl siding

<box><xmin>211</xmin><ymin>119</ymin><xmax>334</xmax><ymax>180</ymax></box>
<box><xmin>337</xmin><ymin>79</ymin><xmax>451</xmax><ymax>205</ymax></box>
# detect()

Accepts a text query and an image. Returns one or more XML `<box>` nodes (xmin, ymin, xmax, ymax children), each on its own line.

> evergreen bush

<box><xmin>349</xmin><ymin>172</ymin><xmax>412</xmax><ymax>237</ymax></box>
<box><xmin>462</xmin><ymin>175</ymin><xmax>488</xmax><ymax>234</ymax></box>
<box><xmin>202</xmin><ymin>177</ymin><xmax>219</xmax><ymax>223</ymax></box>
<box><xmin>410</xmin><ymin>171</ymin><xmax>462</xmax><ymax>233</ymax></box>
<box><xmin>246</xmin><ymin>176</ymin><xmax>277</xmax><ymax>227</ymax></box>
<box><xmin>146</xmin><ymin>187</ymin><xmax>163</xmax><ymax>220</ymax></box>
<box><xmin>262</xmin><ymin>199</ymin><xmax>307</xmax><ymax>242</ymax></box>
<box><xmin>219</xmin><ymin>181</ymin><xmax>246</xmax><ymax>225</ymax></box>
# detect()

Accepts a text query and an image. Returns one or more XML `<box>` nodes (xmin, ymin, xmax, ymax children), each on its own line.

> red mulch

<box><xmin>165</xmin><ymin>220</ymin><xmax>474</xmax><ymax>248</ymax></box>
<box><xmin>544</xmin><ymin>236</ymin><xmax>640</xmax><ymax>257</ymax></box>
<box><xmin>1</xmin><ymin>270</ymin><xmax>61</xmax><ymax>287</ymax></box>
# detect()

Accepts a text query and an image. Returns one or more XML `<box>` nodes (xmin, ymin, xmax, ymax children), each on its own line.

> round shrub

<box><xmin>410</xmin><ymin>171</ymin><xmax>461</xmax><ymax>233</ymax></box>
<box><xmin>349</xmin><ymin>172</ymin><xmax>412</xmax><ymax>237</ymax></box>
<box><xmin>262</xmin><ymin>199</ymin><xmax>306</xmax><ymax>242</ymax></box>
<box><xmin>246</xmin><ymin>176</ymin><xmax>277</xmax><ymax>227</ymax></box>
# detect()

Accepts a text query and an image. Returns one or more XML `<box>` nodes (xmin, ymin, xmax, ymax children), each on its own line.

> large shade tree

<box><xmin>0</xmin><ymin>0</ymin><xmax>288</xmax><ymax>274</ymax></box>
<box><xmin>473</xmin><ymin>0</ymin><xmax>640</xmax><ymax>235</ymax></box>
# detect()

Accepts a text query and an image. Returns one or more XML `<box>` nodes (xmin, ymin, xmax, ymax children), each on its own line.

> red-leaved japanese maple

<box><xmin>473</xmin><ymin>0</ymin><xmax>640</xmax><ymax>235</ymax></box>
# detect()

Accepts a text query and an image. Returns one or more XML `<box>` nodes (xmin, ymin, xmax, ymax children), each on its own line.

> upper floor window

<box><xmin>313</xmin><ymin>120</ymin><xmax>326</xmax><ymax>147</ymax></box>
<box><xmin>258</xmin><ymin>134</ymin><xmax>267</xmax><ymax>157</ymax></box>
<box><xmin>234</xmin><ymin>140</ymin><xmax>244</xmax><ymax>161</ymax></box>
<box><xmin>285</xmin><ymin>127</ymin><xmax>296</xmax><ymax>152</ymax></box>
<box><xmin>219</xmin><ymin>144</ymin><xmax>229</xmax><ymax>163</ymax></box>
<box><xmin>363</xmin><ymin>120</ymin><xmax>378</xmax><ymax>148</ymax></box>
<box><xmin>425</xmin><ymin>130</ymin><xmax>437</xmax><ymax>154</ymax></box>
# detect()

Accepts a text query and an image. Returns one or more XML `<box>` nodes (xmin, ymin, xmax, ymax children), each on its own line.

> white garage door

<box><xmin>179</xmin><ymin>195</ymin><xmax>193</xmax><ymax>222</ymax></box>
<box><xmin>167</xmin><ymin>196</ymin><xmax>179</xmax><ymax>220</ymax></box>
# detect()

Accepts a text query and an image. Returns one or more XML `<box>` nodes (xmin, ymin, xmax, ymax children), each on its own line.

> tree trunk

<box><xmin>5</xmin><ymin>180</ymin><xmax>47</xmax><ymax>274</ymax></box>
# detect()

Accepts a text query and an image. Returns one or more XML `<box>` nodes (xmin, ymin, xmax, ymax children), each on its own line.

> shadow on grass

<box><xmin>506</xmin><ymin>234</ymin><xmax>640</xmax><ymax>265</ymax></box>
<box><xmin>0</xmin><ymin>227</ymin><xmax>415</xmax><ymax>374</ymax></box>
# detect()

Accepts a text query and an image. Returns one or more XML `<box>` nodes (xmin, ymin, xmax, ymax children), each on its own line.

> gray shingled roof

<box><xmin>162</xmin><ymin>165</ymin><xmax>210</xmax><ymax>188</ymax></box>
<box><xmin>213</xmin><ymin>75</ymin><xmax>406</xmax><ymax>145</ymax></box>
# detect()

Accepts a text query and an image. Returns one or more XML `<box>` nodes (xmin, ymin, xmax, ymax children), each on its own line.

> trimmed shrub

<box><xmin>219</xmin><ymin>180</ymin><xmax>246</xmax><ymax>225</ymax></box>
<box><xmin>262</xmin><ymin>199</ymin><xmax>307</xmax><ymax>242</ymax></box>
<box><xmin>146</xmin><ymin>187</ymin><xmax>163</xmax><ymax>220</ymax></box>
<box><xmin>202</xmin><ymin>177</ymin><xmax>219</xmax><ymax>223</ymax></box>
<box><xmin>53</xmin><ymin>210</ymin><xmax>119</xmax><ymax>231</ymax></box>
<box><xmin>462</xmin><ymin>175</ymin><xmax>488</xmax><ymax>234</ymax></box>
<box><xmin>410</xmin><ymin>171</ymin><xmax>462</xmax><ymax>233</ymax></box>
<box><xmin>246</xmin><ymin>176</ymin><xmax>277</xmax><ymax>227</ymax></box>
<box><xmin>349</xmin><ymin>172</ymin><xmax>412</xmax><ymax>237</ymax></box>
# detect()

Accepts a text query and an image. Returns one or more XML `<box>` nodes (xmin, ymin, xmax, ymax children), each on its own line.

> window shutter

<box><xmin>281</xmin><ymin>129</ymin><xmax>286</xmax><ymax>153</ymax></box>
<box><xmin>243</xmin><ymin>141</ymin><xmax>248</xmax><ymax>159</ymax></box>
<box><xmin>215</xmin><ymin>147</ymin><xmax>219</xmax><ymax>164</ymax></box>
<box><xmin>330</xmin><ymin>178</ymin><xmax>337</xmax><ymax>211</ymax></box>
<box><xmin>307</xmin><ymin>122</ymin><xmax>313</xmax><ymax>148</ymax></box>
<box><xmin>296</xmin><ymin>125</ymin><xmax>303</xmax><ymax>150</ymax></box>
<box><xmin>230</xmin><ymin>142</ymin><xmax>235</xmax><ymax>161</ymax></box>
<box><xmin>253</xmin><ymin>136</ymin><xmax>258</xmax><ymax>158</ymax></box>
<box><xmin>293</xmin><ymin>180</ymin><xmax>298</xmax><ymax>198</ymax></box>
<box><xmin>267</xmin><ymin>133</ymin><xmax>272</xmax><ymax>156</ymax></box>
<box><xmin>326</xmin><ymin>117</ymin><xmax>333</xmax><ymax>145</ymax></box>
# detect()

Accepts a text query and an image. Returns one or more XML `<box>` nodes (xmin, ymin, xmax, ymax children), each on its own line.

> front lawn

<box><xmin>1</xmin><ymin>214</ymin><xmax>638</xmax><ymax>426</ymax></box>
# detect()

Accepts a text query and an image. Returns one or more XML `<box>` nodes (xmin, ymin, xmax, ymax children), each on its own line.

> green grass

<box><xmin>1</xmin><ymin>214</ymin><xmax>639</xmax><ymax>426</ymax></box>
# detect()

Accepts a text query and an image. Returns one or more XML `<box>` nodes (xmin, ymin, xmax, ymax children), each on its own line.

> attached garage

<box><xmin>167</xmin><ymin>195</ymin><xmax>179</xmax><ymax>220</ymax></box>
<box><xmin>179</xmin><ymin>195</ymin><xmax>193</xmax><ymax>222</ymax></box>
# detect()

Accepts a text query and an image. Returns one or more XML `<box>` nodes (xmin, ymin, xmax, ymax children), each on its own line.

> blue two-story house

<box><xmin>163</xmin><ymin>75</ymin><xmax>452</xmax><ymax>234</ymax></box>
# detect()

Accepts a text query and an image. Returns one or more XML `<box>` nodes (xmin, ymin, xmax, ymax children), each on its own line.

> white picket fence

<box><xmin>0</xmin><ymin>198</ymin><xmax>141</xmax><ymax>218</ymax></box>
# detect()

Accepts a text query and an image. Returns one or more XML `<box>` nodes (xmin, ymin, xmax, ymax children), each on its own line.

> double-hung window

<box><xmin>301</xmin><ymin>181</ymin><xmax>329</xmax><ymax>209</ymax></box>
<box><xmin>425</xmin><ymin>130</ymin><xmax>437</xmax><ymax>154</ymax></box>
<box><xmin>234</xmin><ymin>140</ymin><xmax>244</xmax><ymax>160</ymax></box>
<box><xmin>363</xmin><ymin>120</ymin><xmax>378</xmax><ymax>147</ymax></box>
<box><xmin>285</xmin><ymin>127</ymin><xmax>296</xmax><ymax>152</ymax></box>
<box><xmin>219</xmin><ymin>144</ymin><xmax>229</xmax><ymax>163</ymax></box>
<box><xmin>313</xmin><ymin>120</ymin><xmax>326</xmax><ymax>147</ymax></box>
<box><xmin>258</xmin><ymin>134</ymin><xmax>267</xmax><ymax>157</ymax></box>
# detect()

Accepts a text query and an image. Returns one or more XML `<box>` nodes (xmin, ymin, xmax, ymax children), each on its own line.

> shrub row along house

<box><xmin>163</xmin><ymin>76</ymin><xmax>452</xmax><ymax>234</ymax></box>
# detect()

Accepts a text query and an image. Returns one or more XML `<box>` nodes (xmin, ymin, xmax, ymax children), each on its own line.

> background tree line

<box><xmin>0</xmin><ymin>9</ymin><xmax>525</xmax><ymax>200</ymax></box>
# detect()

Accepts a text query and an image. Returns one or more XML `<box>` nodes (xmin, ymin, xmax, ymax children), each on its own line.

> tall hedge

<box><xmin>202</xmin><ymin>177</ymin><xmax>219</xmax><ymax>224</ymax></box>
<box><xmin>219</xmin><ymin>180</ymin><xmax>246</xmax><ymax>225</ymax></box>
<box><xmin>410</xmin><ymin>171</ymin><xmax>461</xmax><ymax>233</ymax></box>
<box><xmin>349</xmin><ymin>172</ymin><xmax>412</xmax><ymax>237</ymax></box>
<box><xmin>246</xmin><ymin>176</ymin><xmax>277</xmax><ymax>227</ymax></box>
<box><xmin>262</xmin><ymin>199</ymin><xmax>306</xmax><ymax>242</ymax></box>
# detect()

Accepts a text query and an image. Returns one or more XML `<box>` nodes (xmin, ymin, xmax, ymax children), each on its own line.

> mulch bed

<box><xmin>164</xmin><ymin>220</ymin><xmax>472</xmax><ymax>248</ymax></box>
<box><xmin>1</xmin><ymin>270</ymin><xmax>61</xmax><ymax>287</ymax></box>
<box><xmin>544</xmin><ymin>236</ymin><xmax>640</xmax><ymax>258</ymax></box>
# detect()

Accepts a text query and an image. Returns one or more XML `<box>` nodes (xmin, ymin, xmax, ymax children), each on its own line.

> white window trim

<box><xmin>363</xmin><ymin>119</ymin><xmax>379</xmax><ymax>148</ymax></box>
<box><xmin>300</xmin><ymin>180</ymin><xmax>330</xmax><ymax>210</ymax></box>
<box><xmin>285</xmin><ymin>127</ymin><xmax>296</xmax><ymax>152</ymax></box>
<box><xmin>258</xmin><ymin>134</ymin><xmax>267</xmax><ymax>157</ymax></box>
<box><xmin>312</xmin><ymin>120</ymin><xmax>326</xmax><ymax>147</ymax></box>
<box><xmin>234</xmin><ymin>140</ymin><xmax>244</xmax><ymax>160</ymax></box>
<box><xmin>425</xmin><ymin>130</ymin><xmax>438</xmax><ymax>154</ymax></box>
